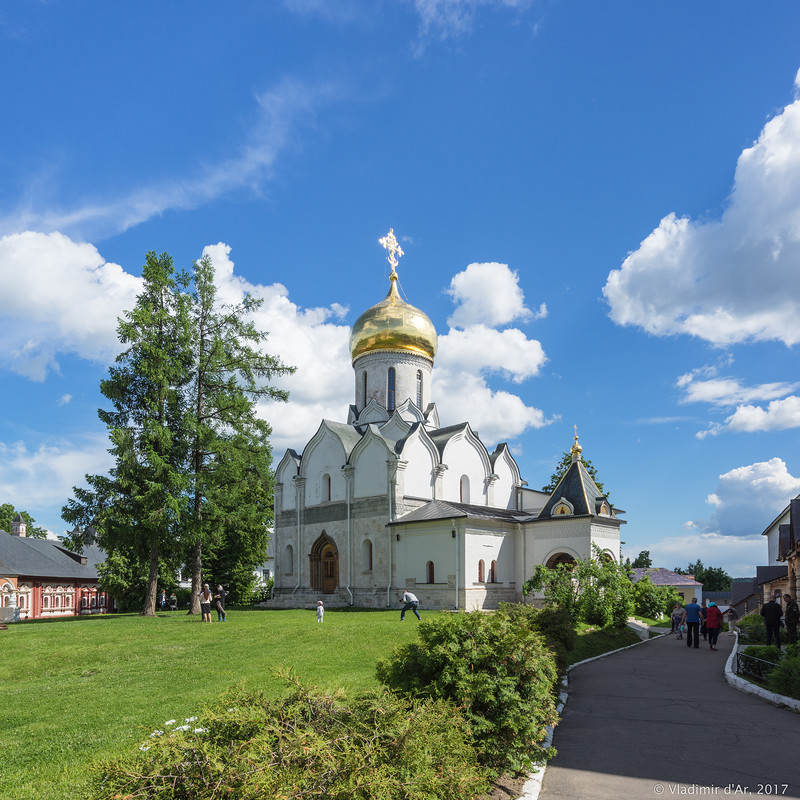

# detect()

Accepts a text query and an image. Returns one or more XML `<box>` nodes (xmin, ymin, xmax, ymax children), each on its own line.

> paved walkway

<box><xmin>541</xmin><ymin>632</ymin><xmax>800</xmax><ymax>800</ymax></box>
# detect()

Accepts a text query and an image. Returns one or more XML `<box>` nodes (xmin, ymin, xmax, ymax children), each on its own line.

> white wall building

<box><xmin>270</xmin><ymin>231</ymin><xmax>624</xmax><ymax>610</ymax></box>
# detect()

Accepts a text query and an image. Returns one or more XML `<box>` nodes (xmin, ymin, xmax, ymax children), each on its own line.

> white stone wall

<box><xmin>440</xmin><ymin>434</ymin><xmax>490</xmax><ymax>505</ymax></box>
<box><xmin>352</xmin><ymin>438</ymin><xmax>389</xmax><ymax>498</ymax></box>
<box><xmin>353</xmin><ymin>351</ymin><xmax>432</xmax><ymax>413</ymax></box>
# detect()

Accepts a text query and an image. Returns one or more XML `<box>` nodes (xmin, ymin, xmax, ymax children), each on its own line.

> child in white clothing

<box><xmin>316</xmin><ymin>600</ymin><xmax>324</xmax><ymax>623</ymax></box>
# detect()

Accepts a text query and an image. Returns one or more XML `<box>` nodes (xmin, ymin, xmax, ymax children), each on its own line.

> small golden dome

<box><xmin>350</xmin><ymin>274</ymin><xmax>438</xmax><ymax>363</ymax></box>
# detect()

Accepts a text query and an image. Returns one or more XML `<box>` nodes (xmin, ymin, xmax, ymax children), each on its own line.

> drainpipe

<box><xmin>291</xmin><ymin>476</ymin><xmax>304</xmax><ymax>595</ymax></box>
<box><xmin>387</xmin><ymin>457</ymin><xmax>398</xmax><ymax>607</ymax></box>
<box><xmin>344</xmin><ymin>465</ymin><xmax>354</xmax><ymax>605</ymax></box>
<box><xmin>452</xmin><ymin>518</ymin><xmax>459</xmax><ymax>610</ymax></box>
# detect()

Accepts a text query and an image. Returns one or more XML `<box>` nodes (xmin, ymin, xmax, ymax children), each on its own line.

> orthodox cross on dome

<box><xmin>571</xmin><ymin>425</ymin><xmax>582</xmax><ymax>463</ymax></box>
<box><xmin>379</xmin><ymin>228</ymin><xmax>404</xmax><ymax>277</ymax></box>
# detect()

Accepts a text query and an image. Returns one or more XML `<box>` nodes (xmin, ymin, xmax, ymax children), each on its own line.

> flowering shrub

<box><xmin>93</xmin><ymin>675</ymin><xmax>488</xmax><ymax>800</ymax></box>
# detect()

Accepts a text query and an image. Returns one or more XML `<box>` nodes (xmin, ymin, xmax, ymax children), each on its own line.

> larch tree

<box><xmin>183</xmin><ymin>254</ymin><xmax>293</xmax><ymax>612</ymax></box>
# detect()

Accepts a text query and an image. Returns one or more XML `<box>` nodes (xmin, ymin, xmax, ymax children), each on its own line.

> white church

<box><xmin>270</xmin><ymin>230</ymin><xmax>623</xmax><ymax>610</ymax></box>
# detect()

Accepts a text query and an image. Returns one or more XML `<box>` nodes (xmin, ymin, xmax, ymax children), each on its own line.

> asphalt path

<box><xmin>541</xmin><ymin>631</ymin><xmax>800</xmax><ymax>800</ymax></box>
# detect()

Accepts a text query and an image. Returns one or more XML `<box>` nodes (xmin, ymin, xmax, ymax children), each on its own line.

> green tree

<box><xmin>523</xmin><ymin>547</ymin><xmax>634</xmax><ymax>628</ymax></box>
<box><xmin>183</xmin><ymin>254</ymin><xmax>293</xmax><ymax>612</ymax></box>
<box><xmin>631</xmin><ymin>549</ymin><xmax>653</xmax><ymax>568</ymax></box>
<box><xmin>64</xmin><ymin>251</ymin><xmax>192</xmax><ymax>616</ymax></box>
<box><xmin>673</xmin><ymin>559</ymin><xmax>732</xmax><ymax>592</ymax></box>
<box><xmin>542</xmin><ymin>450</ymin><xmax>607</xmax><ymax>496</ymax></box>
<box><xmin>0</xmin><ymin>504</ymin><xmax>48</xmax><ymax>538</ymax></box>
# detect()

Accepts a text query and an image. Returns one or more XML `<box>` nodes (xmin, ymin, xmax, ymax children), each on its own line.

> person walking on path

<box><xmin>725</xmin><ymin>605</ymin><xmax>739</xmax><ymax>636</ymax></box>
<box><xmin>760</xmin><ymin>596</ymin><xmax>783</xmax><ymax>648</ymax></box>
<box><xmin>783</xmin><ymin>593</ymin><xmax>798</xmax><ymax>645</ymax></box>
<box><xmin>671</xmin><ymin>604</ymin><xmax>685</xmax><ymax>639</ymax></box>
<box><xmin>705</xmin><ymin>601</ymin><xmax>723</xmax><ymax>650</ymax></box>
<box><xmin>213</xmin><ymin>585</ymin><xmax>226</xmax><ymax>622</ymax></box>
<box><xmin>700</xmin><ymin>599</ymin><xmax>708</xmax><ymax>641</ymax></box>
<box><xmin>684</xmin><ymin>598</ymin><xmax>703</xmax><ymax>648</ymax></box>
<box><xmin>399</xmin><ymin>589</ymin><xmax>421</xmax><ymax>620</ymax></box>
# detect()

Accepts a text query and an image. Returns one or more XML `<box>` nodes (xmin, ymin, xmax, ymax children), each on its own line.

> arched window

<box><xmin>478</xmin><ymin>560</ymin><xmax>485</xmax><ymax>582</ymax></box>
<box><xmin>427</xmin><ymin>561</ymin><xmax>435</xmax><ymax>583</ymax></box>
<box><xmin>387</xmin><ymin>367</ymin><xmax>396</xmax><ymax>412</ymax></box>
<box><xmin>489</xmin><ymin>560</ymin><xmax>497</xmax><ymax>583</ymax></box>
<box><xmin>361</xmin><ymin>539</ymin><xmax>373</xmax><ymax>572</ymax></box>
<box><xmin>284</xmin><ymin>544</ymin><xmax>294</xmax><ymax>575</ymax></box>
<box><xmin>460</xmin><ymin>475</ymin><xmax>470</xmax><ymax>504</ymax></box>
<box><xmin>322</xmin><ymin>473</ymin><xmax>331</xmax><ymax>502</ymax></box>
<box><xmin>416</xmin><ymin>370</ymin><xmax>423</xmax><ymax>408</ymax></box>
<box><xmin>362</xmin><ymin>371</ymin><xmax>367</xmax><ymax>407</ymax></box>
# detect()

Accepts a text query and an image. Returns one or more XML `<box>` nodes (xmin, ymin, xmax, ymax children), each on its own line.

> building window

<box><xmin>427</xmin><ymin>561</ymin><xmax>435</xmax><ymax>584</ymax></box>
<box><xmin>323</xmin><ymin>473</ymin><xmax>331</xmax><ymax>502</ymax></box>
<box><xmin>284</xmin><ymin>544</ymin><xmax>294</xmax><ymax>575</ymax></box>
<box><xmin>460</xmin><ymin>475</ymin><xmax>470</xmax><ymax>504</ymax></box>
<box><xmin>478</xmin><ymin>560</ymin><xmax>485</xmax><ymax>583</ymax></box>
<box><xmin>489</xmin><ymin>560</ymin><xmax>497</xmax><ymax>583</ymax></box>
<box><xmin>387</xmin><ymin>367</ymin><xmax>396</xmax><ymax>412</ymax></box>
<box><xmin>416</xmin><ymin>370</ymin><xmax>423</xmax><ymax>408</ymax></box>
<box><xmin>361</xmin><ymin>539</ymin><xmax>373</xmax><ymax>572</ymax></box>
<box><xmin>362</xmin><ymin>371</ymin><xmax>367</xmax><ymax>407</ymax></box>
<box><xmin>43</xmin><ymin>596</ymin><xmax>49</xmax><ymax>608</ymax></box>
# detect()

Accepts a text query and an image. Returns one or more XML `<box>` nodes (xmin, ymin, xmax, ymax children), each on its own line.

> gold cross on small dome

<box><xmin>379</xmin><ymin>228</ymin><xmax>404</xmax><ymax>275</ymax></box>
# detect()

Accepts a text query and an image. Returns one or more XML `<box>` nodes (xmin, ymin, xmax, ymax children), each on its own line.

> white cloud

<box><xmin>644</xmin><ymin>532</ymin><xmax>764</xmax><ymax>578</ymax></box>
<box><xmin>58</xmin><ymin>394</ymin><xmax>72</xmax><ymax>406</ymax></box>
<box><xmin>604</xmin><ymin>69</ymin><xmax>800</xmax><ymax>347</ymax></box>
<box><xmin>0</xmin><ymin>231</ymin><xmax>141</xmax><ymax>379</ymax></box>
<box><xmin>1</xmin><ymin>77</ymin><xmax>341</xmax><ymax>242</ymax></box>
<box><xmin>0</xmin><ymin>434</ymin><xmax>114</xmax><ymax>528</ymax></box>
<box><xmin>436</xmin><ymin>324</ymin><xmax>546</xmax><ymax>383</ymax></box>
<box><xmin>434</xmin><ymin>369</ymin><xmax>557</xmax><ymax>445</ymax></box>
<box><xmin>677</xmin><ymin>374</ymin><xmax>800</xmax><ymax>406</ymax></box>
<box><xmin>688</xmin><ymin>458</ymin><xmax>800</xmax><ymax>537</ymax></box>
<box><xmin>723</xmin><ymin>396</ymin><xmax>800</xmax><ymax>433</ymax></box>
<box><xmin>447</xmin><ymin>262</ymin><xmax>536</xmax><ymax>328</ymax></box>
<box><xmin>412</xmin><ymin>0</ymin><xmax>533</xmax><ymax>42</ymax></box>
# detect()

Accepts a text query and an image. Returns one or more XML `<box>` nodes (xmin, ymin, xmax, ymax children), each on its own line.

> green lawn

<box><xmin>1</xmin><ymin>608</ymin><xmax>424</xmax><ymax>800</ymax></box>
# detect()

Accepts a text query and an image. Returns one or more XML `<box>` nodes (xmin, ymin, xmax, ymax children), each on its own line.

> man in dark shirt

<box><xmin>684</xmin><ymin>598</ymin><xmax>703</xmax><ymax>648</ymax></box>
<box><xmin>760</xmin><ymin>596</ymin><xmax>783</xmax><ymax>648</ymax></box>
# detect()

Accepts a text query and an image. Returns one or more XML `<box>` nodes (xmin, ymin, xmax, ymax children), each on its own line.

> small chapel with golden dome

<box><xmin>270</xmin><ymin>230</ymin><xmax>623</xmax><ymax>610</ymax></box>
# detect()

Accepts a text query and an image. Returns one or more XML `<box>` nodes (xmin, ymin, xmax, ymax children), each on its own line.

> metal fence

<box><xmin>735</xmin><ymin>652</ymin><xmax>779</xmax><ymax>682</ymax></box>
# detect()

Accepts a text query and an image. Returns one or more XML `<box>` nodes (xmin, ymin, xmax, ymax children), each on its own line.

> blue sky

<box><xmin>2</xmin><ymin>1</ymin><xmax>800</xmax><ymax>577</ymax></box>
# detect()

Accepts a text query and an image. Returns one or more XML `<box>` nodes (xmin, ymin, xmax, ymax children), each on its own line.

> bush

<box><xmin>525</xmin><ymin>603</ymin><xmax>577</xmax><ymax>673</ymax></box>
<box><xmin>93</xmin><ymin>678</ymin><xmax>489</xmax><ymax>800</ymax></box>
<box><xmin>742</xmin><ymin>644</ymin><xmax>782</xmax><ymax>665</ymax></box>
<box><xmin>767</xmin><ymin>654</ymin><xmax>800</xmax><ymax>700</ymax></box>
<box><xmin>737</xmin><ymin>614</ymin><xmax>767</xmax><ymax>644</ymax></box>
<box><xmin>631</xmin><ymin>577</ymin><xmax>663</xmax><ymax>619</ymax></box>
<box><xmin>376</xmin><ymin>605</ymin><xmax>559</xmax><ymax>777</ymax></box>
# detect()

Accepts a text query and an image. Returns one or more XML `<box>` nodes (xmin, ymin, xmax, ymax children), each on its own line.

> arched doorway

<box><xmin>545</xmin><ymin>552</ymin><xmax>577</xmax><ymax>569</ymax></box>
<box><xmin>310</xmin><ymin>532</ymin><xmax>339</xmax><ymax>594</ymax></box>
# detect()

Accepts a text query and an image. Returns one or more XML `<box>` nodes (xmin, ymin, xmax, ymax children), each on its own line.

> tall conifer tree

<box><xmin>64</xmin><ymin>251</ymin><xmax>191</xmax><ymax>616</ymax></box>
<box><xmin>183</xmin><ymin>254</ymin><xmax>293</xmax><ymax>611</ymax></box>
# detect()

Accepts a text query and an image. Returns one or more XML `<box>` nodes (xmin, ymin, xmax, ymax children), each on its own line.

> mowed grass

<box><xmin>1</xmin><ymin>608</ymin><xmax>426</xmax><ymax>800</ymax></box>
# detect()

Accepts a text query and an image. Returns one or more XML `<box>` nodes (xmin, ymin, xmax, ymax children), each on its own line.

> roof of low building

<box><xmin>0</xmin><ymin>530</ymin><xmax>104</xmax><ymax>580</ymax></box>
<box><xmin>630</xmin><ymin>567</ymin><xmax>702</xmax><ymax>586</ymax></box>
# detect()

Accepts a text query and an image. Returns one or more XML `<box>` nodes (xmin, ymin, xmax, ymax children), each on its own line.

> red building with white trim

<box><xmin>0</xmin><ymin>515</ymin><xmax>113</xmax><ymax>621</ymax></box>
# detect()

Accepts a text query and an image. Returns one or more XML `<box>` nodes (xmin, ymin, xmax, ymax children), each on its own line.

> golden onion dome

<box><xmin>349</xmin><ymin>273</ymin><xmax>438</xmax><ymax>363</ymax></box>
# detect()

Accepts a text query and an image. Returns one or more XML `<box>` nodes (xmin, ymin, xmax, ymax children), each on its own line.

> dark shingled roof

<box><xmin>428</xmin><ymin>423</ymin><xmax>470</xmax><ymax>457</ymax></box>
<box><xmin>0</xmin><ymin>530</ymin><xmax>105</xmax><ymax>580</ymax></box>
<box><xmin>538</xmin><ymin>458</ymin><xmax>609</xmax><ymax>519</ymax></box>
<box><xmin>389</xmin><ymin>499</ymin><xmax>534</xmax><ymax>526</ymax></box>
